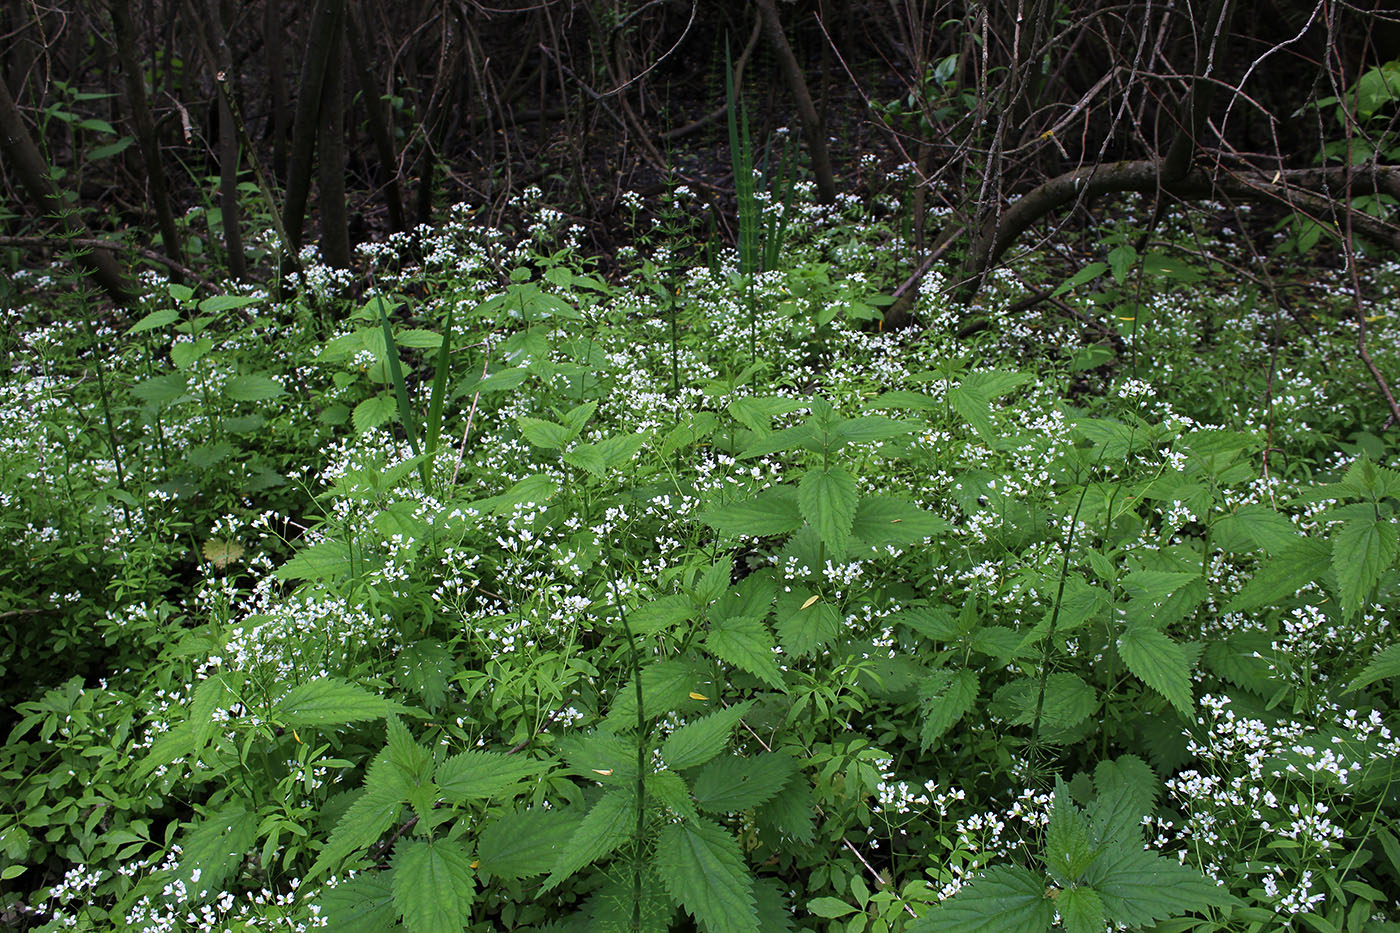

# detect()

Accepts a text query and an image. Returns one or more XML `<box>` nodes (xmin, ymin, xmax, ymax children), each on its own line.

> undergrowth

<box><xmin>2</xmin><ymin>170</ymin><xmax>1400</xmax><ymax>932</ymax></box>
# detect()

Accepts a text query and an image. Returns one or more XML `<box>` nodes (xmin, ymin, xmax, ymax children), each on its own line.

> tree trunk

<box><xmin>755</xmin><ymin>0</ymin><xmax>837</xmax><ymax>205</ymax></box>
<box><xmin>0</xmin><ymin>74</ymin><xmax>134</xmax><ymax>305</ymax></box>
<box><xmin>200</xmin><ymin>0</ymin><xmax>246</xmax><ymax>280</ymax></box>
<box><xmin>283</xmin><ymin>0</ymin><xmax>344</xmax><ymax>254</ymax></box>
<box><xmin>346</xmin><ymin>2</ymin><xmax>405</xmax><ymax>233</ymax></box>
<box><xmin>317</xmin><ymin>6</ymin><xmax>351</xmax><ymax>268</ymax></box>
<box><xmin>109</xmin><ymin>0</ymin><xmax>184</xmax><ymax>275</ymax></box>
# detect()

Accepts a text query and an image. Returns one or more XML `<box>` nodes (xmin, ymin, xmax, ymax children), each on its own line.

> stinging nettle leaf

<box><xmin>1116</xmin><ymin>624</ymin><xmax>1194</xmax><ymax>716</ymax></box>
<box><xmin>391</xmin><ymin>837</ymin><xmax>475</xmax><ymax>933</ymax></box>
<box><xmin>656</xmin><ymin>817</ymin><xmax>759</xmax><ymax>933</ymax></box>
<box><xmin>701</xmin><ymin>485</ymin><xmax>804</xmax><ymax>539</ymax></box>
<box><xmin>907</xmin><ymin>865</ymin><xmax>1054</xmax><ymax>933</ymax></box>
<box><xmin>1332</xmin><ymin>515</ymin><xmax>1398</xmax><ymax>616</ymax></box>
<box><xmin>798</xmin><ymin>466</ymin><xmax>858</xmax><ymax>559</ymax></box>
<box><xmin>661</xmin><ymin>701</ymin><xmax>754</xmax><ymax>771</ymax></box>
<box><xmin>274</xmin><ymin>677</ymin><xmax>414</xmax><ymax>727</ymax></box>
<box><xmin>705</xmin><ymin>615</ymin><xmax>786</xmax><ymax>691</ymax></box>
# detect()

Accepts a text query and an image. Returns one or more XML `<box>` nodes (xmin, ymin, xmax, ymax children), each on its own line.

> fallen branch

<box><xmin>0</xmin><ymin>235</ymin><xmax>218</xmax><ymax>294</ymax></box>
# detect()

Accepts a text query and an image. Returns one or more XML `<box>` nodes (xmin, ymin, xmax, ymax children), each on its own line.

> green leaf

<box><xmin>692</xmin><ymin>753</ymin><xmax>797</xmax><ymax>813</ymax></box>
<box><xmin>226</xmin><ymin>373</ymin><xmax>286</xmax><ymax>402</ymax></box>
<box><xmin>588</xmin><ymin>862</ymin><xmax>677</xmax><ymax>932</ymax></box>
<box><xmin>798</xmin><ymin>466</ymin><xmax>858</xmax><ymax>559</ymax></box>
<box><xmin>1226</xmin><ymin>537</ymin><xmax>1329</xmax><ymax>612</ymax></box>
<box><xmin>542</xmin><ymin>788</ymin><xmax>635</xmax><ymax>891</ymax></box>
<box><xmin>170</xmin><ymin>336</ymin><xmax>212</xmax><ymax>370</ymax></box>
<box><xmin>476</xmin><ymin>806</ymin><xmax>584</xmax><ymax>880</ymax></box>
<box><xmin>1116</xmin><ymin>624</ymin><xmax>1194</xmax><ymax>716</ymax></box>
<box><xmin>128</xmin><ymin>308</ymin><xmax>179</xmax><ymax>334</ymax></box>
<box><xmin>1058</xmin><ymin>885</ymin><xmax>1106</xmax><ymax>933</ymax></box>
<box><xmin>353</xmin><ymin>395</ymin><xmax>397</xmax><ymax>434</ymax></box>
<box><xmin>316</xmin><ymin>871</ymin><xmax>398</xmax><ymax>933</ymax></box>
<box><xmin>774</xmin><ymin>589</ymin><xmax>842</xmax><ymax>658</ymax></box>
<box><xmin>1332</xmin><ymin>515</ymin><xmax>1398</xmax><ymax>615</ymax></box>
<box><xmin>917</xmin><ymin>668</ymin><xmax>978</xmax><ymax>751</ymax></box>
<box><xmin>1045</xmin><ymin>782</ymin><xmax>1096</xmax><ymax>884</ymax></box>
<box><xmin>308</xmin><ymin>752</ymin><xmax>407</xmax><ymax>882</ymax></box>
<box><xmin>198</xmin><ymin>294</ymin><xmax>260</xmax><ymax>313</ymax></box>
<box><xmin>645</xmin><ymin>769</ymin><xmax>700</xmax><ymax>823</ymax></box>
<box><xmin>850</xmin><ymin>497</ymin><xmax>950</xmax><ymax>549</ymax></box>
<box><xmin>831</xmin><ymin>415</ymin><xmax>916</xmax><ymax>445</ymax></box>
<box><xmin>606</xmin><ymin>657</ymin><xmax>707</xmax><ymax>727</ymax></box>
<box><xmin>275</xmin><ymin>677</ymin><xmax>409</xmax><ymax>727</ymax></box>
<box><xmin>131</xmin><ymin>372</ymin><xmax>190</xmax><ymax>406</ymax></box>
<box><xmin>656</xmin><ymin>817</ymin><xmax>758</xmax><ymax>933</ymax></box>
<box><xmin>756</xmin><ymin>778</ymin><xmax>816</xmax><ymax>845</ymax></box>
<box><xmin>908</xmin><ymin>865</ymin><xmax>1054</xmax><ymax>933</ymax></box>
<box><xmin>517</xmin><ymin>416</ymin><xmax>573</xmax><ymax>449</ymax></box>
<box><xmin>1051</xmin><ymin>261</ymin><xmax>1108</xmax><ymax>298</ymax></box>
<box><xmin>1215</xmin><ymin>504</ymin><xmax>1300</xmax><ymax>555</ymax></box>
<box><xmin>187</xmin><ymin>671</ymin><xmax>244</xmax><ymax>762</ymax></box>
<box><xmin>391</xmin><ymin>837</ymin><xmax>475</xmax><ymax>933</ymax></box>
<box><xmin>807</xmin><ymin>897</ymin><xmax>858</xmax><ymax>919</ymax></box>
<box><xmin>1082</xmin><ymin>845</ymin><xmax>1235</xmax><ymax>926</ymax></box>
<box><xmin>661</xmin><ymin>701</ymin><xmax>754</xmax><ymax>771</ymax></box>
<box><xmin>435</xmin><ymin>750</ymin><xmax>543</xmax><ymax>801</ymax></box>
<box><xmin>172</xmin><ymin>804</ymin><xmax>256</xmax><ymax>901</ymax></box>
<box><xmin>1121</xmin><ymin>570</ymin><xmax>1198</xmax><ymax>604</ymax></box>
<box><xmin>701</xmin><ymin>486</ymin><xmax>804</xmax><ymax>538</ymax></box>
<box><xmin>1349</xmin><ymin>642</ymin><xmax>1400</xmax><ymax>693</ymax></box>
<box><xmin>705</xmin><ymin>616</ymin><xmax>786</xmax><ymax>690</ymax></box>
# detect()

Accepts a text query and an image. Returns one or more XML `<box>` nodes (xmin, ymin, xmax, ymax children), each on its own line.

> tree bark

<box><xmin>283</xmin><ymin>0</ymin><xmax>344</xmax><ymax>254</ymax></box>
<box><xmin>346</xmin><ymin>2</ymin><xmax>405</xmax><ymax>234</ymax></box>
<box><xmin>755</xmin><ymin>0</ymin><xmax>837</xmax><ymax>205</ymax></box>
<box><xmin>0</xmin><ymin>74</ymin><xmax>135</xmax><ymax>305</ymax></box>
<box><xmin>200</xmin><ymin>0</ymin><xmax>246</xmax><ymax>280</ymax></box>
<box><xmin>317</xmin><ymin>6</ymin><xmax>351</xmax><ymax>268</ymax></box>
<box><xmin>109</xmin><ymin>0</ymin><xmax>184</xmax><ymax>274</ymax></box>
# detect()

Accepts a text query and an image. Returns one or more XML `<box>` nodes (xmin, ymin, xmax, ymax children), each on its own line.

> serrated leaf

<box><xmin>316</xmin><ymin>870</ymin><xmax>397</xmax><ymax>933</ymax></box>
<box><xmin>907</xmin><ymin>865</ymin><xmax>1054</xmax><ymax>933</ymax></box>
<box><xmin>1226</xmin><ymin>537</ymin><xmax>1329</xmax><ymax>612</ymax></box>
<box><xmin>850</xmin><ymin>497</ymin><xmax>950</xmax><ymax>549</ymax></box>
<box><xmin>775</xmin><ymin>590</ymin><xmax>841</xmax><ymax>658</ymax></box>
<box><xmin>476</xmin><ymin>806</ymin><xmax>583</xmax><ymax>880</ymax></box>
<box><xmin>308</xmin><ymin>752</ymin><xmax>407</xmax><ymax>882</ymax></box>
<box><xmin>661</xmin><ymin>702</ymin><xmax>753</xmax><ymax>771</ymax></box>
<box><xmin>557</xmin><ymin>730</ymin><xmax>639</xmax><ymax>782</ymax></box>
<box><xmin>755</xmin><ymin>776</ymin><xmax>816</xmax><ymax>845</ymax></box>
<box><xmin>798</xmin><ymin>466</ymin><xmax>858</xmax><ymax>558</ymax></box>
<box><xmin>187</xmin><ymin>671</ymin><xmax>244</xmax><ymax>762</ymax></box>
<box><xmin>995</xmin><ymin>673</ymin><xmax>1097</xmax><ymax>730</ymax></box>
<box><xmin>831</xmin><ymin>415</ymin><xmax>916</xmax><ymax>445</ymax></box>
<box><xmin>435</xmin><ymin>750</ymin><xmax>543</xmax><ymax>801</ymax></box>
<box><xmin>1121</xmin><ymin>570</ymin><xmax>1198</xmax><ymax>603</ymax></box>
<box><xmin>131</xmin><ymin>372</ymin><xmax>190</xmax><ymax>406</ymax></box>
<box><xmin>646</xmin><ymin>770</ymin><xmax>700</xmax><ymax>822</ymax></box>
<box><xmin>1349</xmin><ymin>642</ymin><xmax>1400</xmax><ymax>693</ymax></box>
<box><xmin>917</xmin><ymin>668</ymin><xmax>978</xmax><ymax>751</ymax></box>
<box><xmin>275</xmin><ymin>677</ymin><xmax>409</xmax><ymax>727</ymax></box>
<box><xmin>1082</xmin><ymin>845</ymin><xmax>1235</xmax><ymax>926</ymax></box>
<box><xmin>393</xmin><ymin>328</ymin><xmax>442</xmax><ymax>349</ymax></box>
<box><xmin>391</xmin><ymin>837</ymin><xmax>475</xmax><ymax>933</ymax></box>
<box><xmin>1116</xmin><ymin>624</ymin><xmax>1193</xmax><ymax>716</ymax></box>
<box><xmin>705</xmin><ymin>616</ymin><xmax>786</xmax><ymax>690</ymax></box>
<box><xmin>1045</xmin><ymin>782</ymin><xmax>1096</xmax><ymax>884</ymax></box>
<box><xmin>518</xmin><ymin>416</ymin><xmax>572</xmax><ymax>449</ymax></box>
<box><xmin>172</xmin><ymin>804</ymin><xmax>255</xmax><ymax>901</ymax></box>
<box><xmin>199</xmin><ymin>294</ymin><xmax>260</xmax><ymax>313</ymax></box>
<box><xmin>656</xmin><ymin>818</ymin><xmax>758</xmax><ymax>933</ymax></box>
<box><xmin>1215</xmin><ymin>505</ymin><xmax>1300</xmax><ymax>555</ymax></box>
<box><xmin>1332</xmin><ymin>515</ymin><xmax>1398</xmax><ymax>615</ymax></box>
<box><xmin>701</xmin><ymin>486</ymin><xmax>804</xmax><ymax>538</ymax></box>
<box><xmin>738</xmin><ymin>424</ymin><xmax>818</xmax><ymax>459</ymax></box>
<box><xmin>606</xmin><ymin>657</ymin><xmax>708</xmax><ymax>727</ymax></box>
<box><xmin>541</xmin><ymin>788</ymin><xmax>635</xmax><ymax>891</ymax></box>
<box><xmin>226</xmin><ymin>373</ymin><xmax>285</xmax><ymax>401</ymax></box>
<box><xmin>275</xmin><ymin>539</ymin><xmax>351</xmax><ymax>582</ymax></box>
<box><xmin>1092</xmin><ymin>755</ymin><xmax>1159</xmax><ymax>814</ymax></box>
<box><xmin>353</xmin><ymin>395</ymin><xmax>397</xmax><ymax>433</ymax></box>
<box><xmin>692</xmin><ymin>753</ymin><xmax>797</xmax><ymax>813</ymax></box>
<box><xmin>1059</xmin><ymin>885</ymin><xmax>1106</xmax><ymax>933</ymax></box>
<box><xmin>588</xmin><ymin>862</ymin><xmax>676</xmax><ymax>932</ymax></box>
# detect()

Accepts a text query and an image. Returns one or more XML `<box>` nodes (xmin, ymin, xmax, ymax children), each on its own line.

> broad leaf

<box><xmin>517</xmin><ymin>416</ymin><xmax>573</xmax><ymax>449</ymax></box>
<box><xmin>275</xmin><ymin>677</ymin><xmax>410</xmax><ymax>727</ymax></box>
<box><xmin>798</xmin><ymin>466</ymin><xmax>858</xmax><ymax>558</ymax></box>
<box><xmin>1116</xmin><ymin>624</ymin><xmax>1194</xmax><ymax>716</ymax></box>
<box><xmin>908</xmin><ymin>865</ymin><xmax>1054</xmax><ymax>933</ymax></box>
<box><xmin>850</xmin><ymin>497</ymin><xmax>950</xmax><ymax>550</ymax></box>
<box><xmin>308</xmin><ymin>752</ymin><xmax>407</xmax><ymax>882</ymax></box>
<box><xmin>172</xmin><ymin>804</ymin><xmax>256</xmax><ymax>901</ymax></box>
<box><xmin>353</xmin><ymin>395</ymin><xmax>396</xmax><ymax>434</ymax></box>
<box><xmin>542</xmin><ymin>788</ymin><xmax>635</xmax><ymax>891</ymax></box>
<box><xmin>226</xmin><ymin>373</ymin><xmax>285</xmax><ymax>402</ymax></box>
<box><xmin>476</xmin><ymin>806</ymin><xmax>584</xmax><ymax>880</ymax></box>
<box><xmin>391</xmin><ymin>838</ymin><xmax>475</xmax><ymax>933</ymax></box>
<box><xmin>1349</xmin><ymin>642</ymin><xmax>1400</xmax><ymax>693</ymax></box>
<box><xmin>1332</xmin><ymin>515</ymin><xmax>1398</xmax><ymax>615</ymax></box>
<box><xmin>661</xmin><ymin>702</ymin><xmax>754</xmax><ymax>771</ymax></box>
<box><xmin>656</xmin><ymin>817</ymin><xmax>759</xmax><ymax>933</ymax></box>
<box><xmin>1082</xmin><ymin>845</ymin><xmax>1235</xmax><ymax>926</ymax></box>
<box><xmin>917</xmin><ymin>668</ymin><xmax>978</xmax><ymax>751</ymax></box>
<box><xmin>705</xmin><ymin>615</ymin><xmax>786</xmax><ymax>690</ymax></box>
<box><xmin>701</xmin><ymin>486</ymin><xmax>804</xmax><ymax>538</ymax></box>
<box><xmin>692</xmin><ymin>753</ymin><xmax>797</xmax><ymax>813</ymax></box>
<box><xmin>1058</xmin><ymin>885</ymin><xmax>1106</xmax><ymax>933</ymax></box>
<box><xmin>316</xmin><ymin>871</ymin><xmax>397</xmax><ymax>933</ymax></box>
<box><xmin>436</xmin><ymin>750</ymin><xmax>543</xmax><ymax>801</ymax></box>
